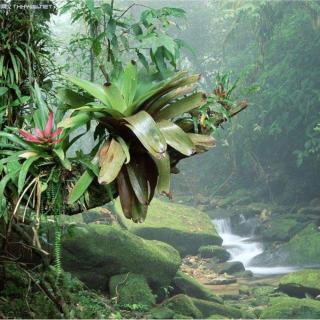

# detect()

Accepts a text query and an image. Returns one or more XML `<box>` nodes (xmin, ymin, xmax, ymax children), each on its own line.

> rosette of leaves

<box><xmin>0</xmin><ymin>109</ymin><xmax>70</xmax><ymax>222</ymax></box>
<box><xmin>58</xmin><ymin>62</ymin><xmax>216</xmax><ymax>222</ymax></box>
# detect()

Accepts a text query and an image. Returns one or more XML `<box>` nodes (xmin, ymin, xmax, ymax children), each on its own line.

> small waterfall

<box><xmin>213</xmin><ymin>218</ymin><xmax>299</xmax><ymax>275</ymax></box>
<box><xmin>214</xmin><ymin>218</ymin><xmax>263</xmax><ymax>267</ymax></box>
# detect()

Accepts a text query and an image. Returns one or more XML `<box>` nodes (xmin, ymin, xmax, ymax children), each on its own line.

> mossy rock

<box><xmin>109</xmin><ymin>273</ymin><xmax>155</xmax><ymax>307</ymax></box>
<box><xmin>279</xmin><ymin>269</ymin><xmax>320</xmax><ymax>298</ymax></box>
<box><xmin>191</xmin><ymin>297</ymin><xmax>243</xmax><ymax>318</ymax></box>
<box><xmin>199</xmin><ymin>245</ymin><xmax>230</xmax><ymax>262</ymax></box>
<box><xmin>260</xmin><ymin>296</ymin><xmax>320</xmax><ymax>319</ymax></box>
<box><xmin>172</xmin><ymin>271</ymin><xmax>223</xmax><ymax>304</ymax></box>
<box><xmin>261</xmin><ymin>218</ymin><xmax>299</xmax><ymax>242</ymax></box>
<box><xmin>149</xmin><ymin>306</ymin><xmax>176</xmax><ymax>319</ymax></box>
<box><xmin>213</xmin><ymin>261</ymin><xmax>245</xmax><ymax>274</ymax></box>
<box><xmin>251</xmin><ymin>223</ymin><xmax>320</xmax><ymax>266</ymax></box>
<box><xmin>162</xmin><ymin>294</ymin><xmax>202</xmax><ymax>318</ymax></box>
<box><xmin>62</xmin><ymin>224</ymin><xmax>181</xmax><ymax>290</ymax></box>
<box><xmin>120</xmin><ymin>198</ymin><xmax>222</xmax><ymax>256</ymax></box>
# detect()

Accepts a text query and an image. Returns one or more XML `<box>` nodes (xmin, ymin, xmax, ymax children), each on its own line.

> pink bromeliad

<box><xmin>19</xmin><ymin>112</ymin><xmax>63</xmax><ymax>145</ymax></box>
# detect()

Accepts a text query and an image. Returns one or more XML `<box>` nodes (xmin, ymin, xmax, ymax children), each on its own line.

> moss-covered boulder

<box><xmin>213</xmin><ymin>261</ymin><xmax>245</xmax><ymax>274</ymax></box>
<box><xmin>148</xmin><ymin>306</ymin><xmax>176</xmax><ymax>319</ymax></box>
<box><xmin>172</xmin><ymin>271</ymin><xmax>223</xmax><ymax>304</ymax></box>
<box><xmin>279</xmin><ymin>269</ymin><xmax>320</xmax><ymax>298</ymax></box>
<box><xmin>191</xmin><ymin>297</ymin><xmax>243</xmax><ymax>318</ymax></box>
<box><xmin>121</xmin><ymin>198</ymin><xmax>222</xmax><ymax>256</ymax></box>
<box><xmin>109</xmin><ymin>273</ymin><xmax>155</xmax><ymax>307</ymax></box>
<box><xmin>162</xmin><ymin>294</ymin><xmax>202</xmax><ymax>318</ymax></box>
<box><xmin>252</xmin><ymin>223</ymin><xmax>320</xmax><ymax>266</ymax></box>
<box><xmin>199</xmin><ymin>245</ymin><xmax>230</xmax><ymax>262</ymax></box>
<box><xmin>62</xmin><ymin>224</ymin><xmax>181</xmax><ymax>290</ymax></box>
<box><xmin>260</xmin><ymin>296</ymin><xmax>320</xmax><ymax>319</ymax></box>
<box><xmin>260</xmin><ymin>218</ymin><xmax>299</xmax><ymax>242</ymax></box>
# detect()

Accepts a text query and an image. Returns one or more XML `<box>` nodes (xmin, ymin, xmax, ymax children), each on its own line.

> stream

<box><xmin>213</xmin><ymin>218</ymin><xmax>299</xmax><ymax>276</ymax></box>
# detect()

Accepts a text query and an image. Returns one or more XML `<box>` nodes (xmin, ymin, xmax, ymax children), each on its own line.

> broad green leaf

<box><xmin>0</xmin><ymin>132</ymin><xmax>30</xmax><ymax>149</ymax></box>
<box><xmin>68</xmin><ymin>169</ymin><xmax>95</xmax><ymax>204</ymax></box>
<box><xmin>78</xmin><ymin>157</ymin><xmax>99</xmax><ymax>176</ymax></box>
<box><xmin>33</xmin><ymin>81</ymin><xmax>49</xmax><ymax>130</ymax></box>
<box><xmin>151</xmin><ymin>152</ymin><xmax>171</xmax><ymax>195</ymax></box>
<box><xmin>0</xmin><ymin>87</ymin><xmax>8</xmax><ymax>96</ymax></box>
<box><xmin>124</xmin><ymin>110</ymin><xmax>167</xmax><ymax>158</ymax></box>
<box><xmin>121</xmin><ymin>62</ymin><xmax>138</xmax><ymax>107</ymax></box>
<box><xmin>147</xmin><ymin>85</ymin><xmax>194</xmax><ymax>115</ymax></box>
<box><xmin>53</xmin><ymin>148</ymin><xmax>72</xmax><ymax>170</ymax></box>
<box><xmin>154</xmin><ymin>92</ymin><xmax>206</xmax><ymax>120</ymax></box>
<box><xmin>131</xmin><ymin>70</ymin><xmax>188</xmax><ymax>112</ymax></box>
<box><xmin>9</xmin><ymin>52</ymin><xmax>19</xmax><ymax>83</ymax></box>
<box><xmin>98</xmin><ymin>138</ymin><xmax>126</xmax><ymax>184</ymax></box>
<box><xmin>63</xmin><ymin>73</ymin><xmax>110</xmax><ymax>106</ymax></box>
<box><xmin>57</xmin><ymin>88</ymin><xmax>93</xmax><ymax>108</ymax></box>
<box><xmin>58</xmin><ymin>113</ymin><xmax>91</xmax><ymax>130</ymax></box>
<box><xmin>158</xmin><ymin>120</ymin><xmax>195</xmax><ymax>156</ymax></box>
<box><xmin>18</xmin><ymin>156</ymin><xmax>40</xmax><ymax>194</ymax></box>
<box><xmin>75</xmin><ymin>103</ymin><xmax>124</xmax><ymax>118</ymax></box>
<box><xmin>103</xmin><ymin>83</ymin><xmax>127</xmax><ymax>113</ymax></box>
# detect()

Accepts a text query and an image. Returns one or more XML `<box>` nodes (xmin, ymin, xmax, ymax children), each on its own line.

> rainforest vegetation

<box><xmin>1</xmin><ymin>0</ymin><xmax>320</xmax><ymax>319</ymax></box>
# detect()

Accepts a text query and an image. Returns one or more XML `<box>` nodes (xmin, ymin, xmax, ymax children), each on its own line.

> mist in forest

<box><xmin>1</xmin><ymin>1</ymin><xmax>320</xmax><ymax>318</ymax></box>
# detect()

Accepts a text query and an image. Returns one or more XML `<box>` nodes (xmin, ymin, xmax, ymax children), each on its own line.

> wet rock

<box><xmin>278</xmin><ymin>269</ymin><xmax>320</xmax><ymax>298</ymax></box>
<box><xmin>62</xmin><ymin>224</ymin><xmax>181</xmax><ymax>290</ymax></box>
<box><xmin>260</xmin><ymin>296</ymin><xmax>320</xmax><ymax>319</ymax></box>
<box><xmin>213</xmin><ymin>261</ymin><xmax>245</xmax><ymax>274</ymax></box>
<box><xmin>198</xmin><ymin>245</ymin><xmax>231</xmax><ymax>262</ymax></box>
<box><xmin>172</xmin><ymin>271</ymin><xmax>223</xmax><ymax>304</ymax></box>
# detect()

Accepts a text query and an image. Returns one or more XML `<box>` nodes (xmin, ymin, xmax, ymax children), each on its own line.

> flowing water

<box><xmin>213</xmin><ymin>218</ymin><xmax>299</xmax><ymax>276</ymax></box>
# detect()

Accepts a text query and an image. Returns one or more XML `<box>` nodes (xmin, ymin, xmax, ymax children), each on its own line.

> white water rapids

<box><xmin>213</xmin><ymin>218</ymin><xmax>299</xmax><ymax>276</ymax></box>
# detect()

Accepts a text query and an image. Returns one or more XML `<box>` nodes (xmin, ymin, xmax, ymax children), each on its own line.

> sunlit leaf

<box><xmin>98</xmin><ymin>138</ymin><xmax>126</xmax><ymax>184</ymax></box>
<box><xmin>158</xmin><ymin>120</ymin><xmax>195</xmax><ymax>156</ymax></box>
<box><xmin>124</xmin><ymin>110</ymin><xmax>167</xmax><ymax>158</ymax></box>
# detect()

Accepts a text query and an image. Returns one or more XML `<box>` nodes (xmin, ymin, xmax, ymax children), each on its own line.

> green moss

<box><xmin>279</xmin><ymin>269</ymin><xmax>320</xmax><ymax>297</ymax></box>
<box><xmin>118</xmin><ymin>198</ymin><xmax>222</xmax><ymax>256</ymax></box>
<box><xmin>248</xmin><ymin>286</ymin><xmax>275</xmax><ymax>307</ymax></box>
<box><xmin>62</xmin><ymin>224</ymin><xmax>181</xmax><ymax>290</ymax></box>
<box><xmin>191</xmin><ymin>297</ymin><xmax>243</xmax><ymax>318</ymax></box>
<box><xmin>0</xmin><ymin>264</ymin><xmax>112</xmax><ymax>319</ymax></box>
<box><xmin>277</xmin><ymin>224</ymin><xmax>320</xmax><ymax>265</ymax></box>
<box><xmin>109</xmin><ymin>273</ymin><xmax>155</xmax><ymax>307</ymax></box>
<box><xmin>261</xmin><ymin>218</ymin><xmax>298</xmax><ymax>241</ymax></box>
<box><xmin>149</xmin><ymin>306</ymin><xmax>176</xmax><ymax>319</ymax></box>
<box><xmin>173</xmin><ymin>271</ymin><xmax>223</xmax><ymax>304</ymax></box>
<box><xmin>260</xmin><ymin>296</ymin><xmax>320</xmax><ymax>319</ymax></box>
<box><xmin>198</xmin><ymin>245</ymin><xmax>230</xmax><ymax>262</ymax></box>
<box><xmin>162</xmin><ymin>294</ymin><xmax>202</xmax><ymax>318</ymax></box>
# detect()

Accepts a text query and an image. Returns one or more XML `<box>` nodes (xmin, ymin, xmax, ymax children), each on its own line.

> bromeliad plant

<box><xmin>0</xmin><ymin>109</ymin><xmax>70</xmax><ymax>256</ymax></box>
<box><xmin>58</xmin><ymin>62</ymin><xmax>216</xmax><ymax>222</ymax></box>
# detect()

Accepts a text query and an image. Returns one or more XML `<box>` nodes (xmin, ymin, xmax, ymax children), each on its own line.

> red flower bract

<box><xmin>19</xmin><ymin>112</ymin><xmax>63</xmax><ymax>145</ymax></box>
